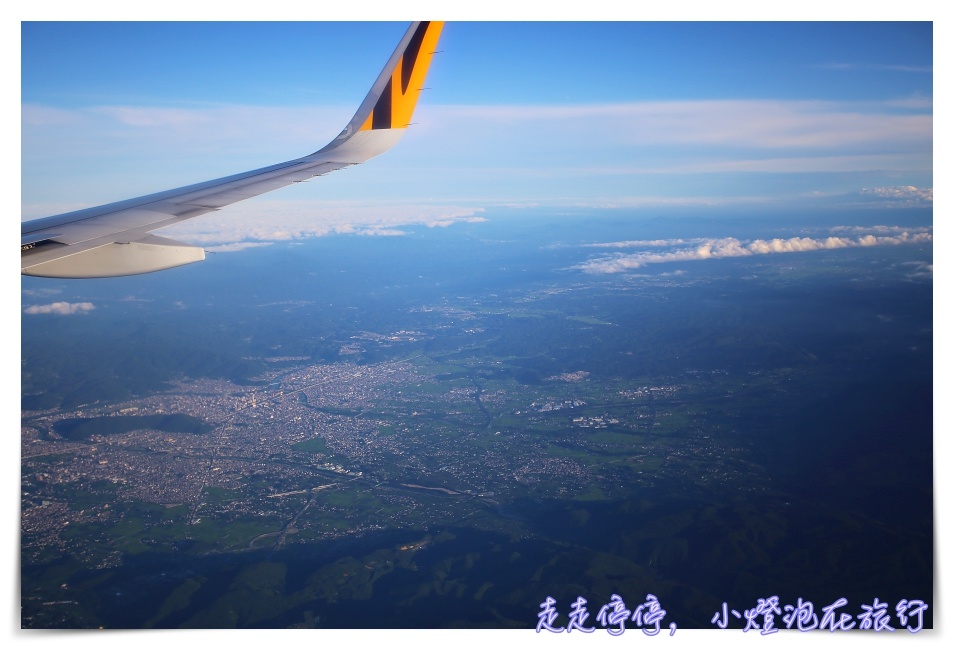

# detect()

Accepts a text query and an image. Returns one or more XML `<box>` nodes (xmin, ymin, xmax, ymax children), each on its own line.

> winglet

<box><xmin>314</xmin><ymin>21</ymin><xmax>444</xmax><ymax>160</ymax></box>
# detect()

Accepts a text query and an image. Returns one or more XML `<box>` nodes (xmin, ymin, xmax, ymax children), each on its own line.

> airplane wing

<box><xmin>21</xmin><ymin>21</ymin><xmax>444</xmax><ymax>278</ymax></box>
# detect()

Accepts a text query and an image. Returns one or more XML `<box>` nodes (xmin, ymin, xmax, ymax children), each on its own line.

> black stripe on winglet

<box><xmin>372</xmin><ymin>78</ymin><xmax>393</xmax><ymax>129</ymax></box>
<box><xmin>401</xmin><ymin>21</ymin><xmax>430</xmax><ymax>94</ymax></box>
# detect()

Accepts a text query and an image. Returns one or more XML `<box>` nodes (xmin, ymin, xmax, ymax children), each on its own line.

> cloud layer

<box><xmin>577</xmin><ymin>227</ymin><xmax>933</xmax><ymax>274</ymax></box>
<box><xmin>159</xmin><ymin>201</ymin><xmax>487</xmax><ymax>247</ymax></box>
<box><xmin>22</xmin><ymin>96</ymin><xmax>933</xmax><ymax>215</ymax></box>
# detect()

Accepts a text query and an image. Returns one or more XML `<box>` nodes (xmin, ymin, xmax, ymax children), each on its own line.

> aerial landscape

<box><xmin>20</xmin><ymin>20</ymin><xmax>933</xmax><ymax>632</ymax></box>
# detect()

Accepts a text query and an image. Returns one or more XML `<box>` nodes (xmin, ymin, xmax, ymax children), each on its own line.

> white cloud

<box><xmin>901</xmin><ymin>261</ymin><xmax>933</xmax><ymax>279</ymax></box>
<box><xmin>21</xmin><ymin>288</ymin><xmax>62</xmax><ymax>298</ymax></box>
<box><xmin>158</xmin><ymin>201</ymin><xmax>487</xmax><ymax>247</ymax></box>
<box><xmin>855</xmin><ymin>186</ymin><xmax>933</xmax><ymax>203</ymax></box>
<box><xmin>204</xmin><ymin>242</ymin><xmax>274</xmax><ymax>253</ymax></box>
<box><xmin>23</xmin><ymin>103</ymin><xmax>345</xmax><ymax>154</ymax></box>
<box><xmin>92</xmin><ymin>105</ymin><xmax>217</xmax><ymax>128</ymax></box>
<box><xmin>816</xmin><ymin>63</ymin><xmax>932</xmax><ymax>74</ymax></box>
<box><xmin>831</xmin><ymin>224</ymin><xmax>932</xmax><ymax>235</ymax></box>
<box><xmin>24</xmin><ymin>302</ymin><xmax>95</xmax><ymax>315</ymax></box>
<box><xmin>428</xmin><ymin>98</ymin><xmax>932</xmax><ymax>153</ymax></box>
<box><xmin>578</xmin><ymin>228</ymin><xmax>933</xmax><ymax>274</ymax></box>
<box><xmin>21</xmin><ymin>104</ymin><xmax>83</xmax><ymax>127</ymax></box>
<box><xmin>585</xmin><ymin>238</ymin><xmax>700</xmax><ymax>249</ymax></box>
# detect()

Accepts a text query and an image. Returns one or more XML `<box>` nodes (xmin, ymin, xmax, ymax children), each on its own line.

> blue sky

<box><xmin>20</xmin><ymin>22</ymin><xmax>933</xmax><ymax>106</ymax></box>
<box><xmin>20</xmin><ymin>18</ymin><xmax>933</xmax><ymax>247</ymax></box>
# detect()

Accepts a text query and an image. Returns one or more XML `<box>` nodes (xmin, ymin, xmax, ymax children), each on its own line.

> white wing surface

<box><xmin>21</xmin><ymin>21</ymin><xmax>444</xmax><ymax>278</ymax></box>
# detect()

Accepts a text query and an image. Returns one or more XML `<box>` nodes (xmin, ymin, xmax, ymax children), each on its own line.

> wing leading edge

<box><xmin>21</xmin><ymin>21</ymin><xmax>444</xmax><ymax>278</ymax></box>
